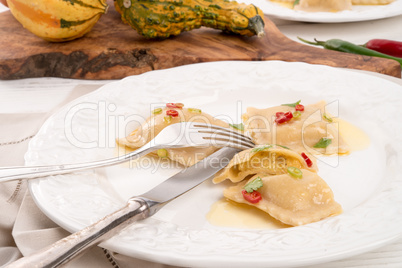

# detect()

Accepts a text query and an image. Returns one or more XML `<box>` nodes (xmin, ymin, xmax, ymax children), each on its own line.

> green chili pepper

<box><xmin>287</xmin><ymin>167</ymin><xmax>303</xmax><ymax>179</ymax></box>
<box><xmin>323</xmin><ymin>113</ymin><xmax>333</xmax><ymax>123</ymax></box>
<box><xmin>187</xmin><ymin>108</ymin><xmax>202</xmax><ymax>114</ymax></box>
<box><xmin>298</xmin><ymin>37</ymin><xmax>402</xmax><ymax>66</ymax></box>
<box><xmin>157</xmin><ymin>148</ymin><xmax>168</xmax><ymax>158</ymax></box>
<box><xmin>293</xmin><ymin>111</ymin><xmax>302</xmax><ymax>119</ymax></box>
<box><xmin>152</xmin><ymin>108</ymin><xmax>163</xmax><ymax>115</ymax></box>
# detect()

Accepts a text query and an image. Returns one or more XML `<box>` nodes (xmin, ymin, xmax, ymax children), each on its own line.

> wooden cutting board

<box><xmin>0</xmin><ymin>0</ymin><xmax>400</xmax><ymax>80</ymax></box>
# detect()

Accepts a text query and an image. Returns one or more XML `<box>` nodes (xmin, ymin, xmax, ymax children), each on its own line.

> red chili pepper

<box><xmin>301</xmin><ymin>152</ymin><xmax>313</xmax><ymax>167</ymax></box>
<box><xmin>364</xmin><ymin>39</ymin><xmax>402</xmax><ymax>58</ymax></box>
<box><xmin>284</xmin><ymin>111</ymin><xmax>293</xmax><ymax>119</ymax></box>
<box><xmin>166</xmin><ymin>103</ymin><xmax>184</xmax><ymax>109</ymax></box>
<box><xmin>166</xmin><ymin>110</ymin><xmax>179</xmax><ymax>117</ymax></box>
<box><xmin>275</xmin><ymin>116</ymin><xmax>287</xmax><ymax>124</ymax></box>
<box><xmin>276</xmin><ymin>112</ymin><xmax>285</xmax><ymax>117</ymax></box>
<box><xmin>295</xmin><ymin>104</ymin><xmax>304</xmax><ymax>111</ymax></box>
<box><xmin>275</xmin><ymin>111</ymin><xmax>293</xmax><ymax>124</ymax></box>
<box><xmin>242</xmin><ymin>190</ymin><xmax>262</xmax><ymax>204</ymax></box>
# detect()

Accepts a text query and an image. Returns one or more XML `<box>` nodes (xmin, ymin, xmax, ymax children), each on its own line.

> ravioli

<box><xmin>242</xmin><ymin>101</ymin><xmax>349</xmax><ymax>155</ymax></box>
<box><xmin>224</xmin><ymin>171</ymin><xmax>343</xmax><ymax>226</ymax></box>
<box><xmin>117</xmin><ymin>104</ymin><xmax>229</xmax><ymax>166</ymax></box>
<box><xmin>294</xmin><ymin>0</ymin><xmax>352</xmax><ymax>12</ymax></box>
<box><xmin>352</xmin><ymin>0</ymin><xmax>394</xmax><ymax>4</ymax></box>
<box><xmin>213</xmin><ymin>145</ymin><xmax>317</xmax><ymax>184</ymax></box>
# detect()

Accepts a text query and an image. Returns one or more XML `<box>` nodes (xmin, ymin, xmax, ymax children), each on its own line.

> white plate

<box><xmin>242</xmin><ymin>0</ymin><xmax>402</xmax><ymax>23</ymax></box>
<box><xmin>27</xmin><ymin>61</ymin><xmax>402</xmax><ymax>268</ymax></box>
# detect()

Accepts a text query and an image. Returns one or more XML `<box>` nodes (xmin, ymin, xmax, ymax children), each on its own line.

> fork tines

<box><xmin>193</xmin><ymin>124</ymin><xmax>255</xmax><ymax>151</ymax></box>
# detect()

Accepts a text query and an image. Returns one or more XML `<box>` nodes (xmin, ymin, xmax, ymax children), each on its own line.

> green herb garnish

<box><xmin>281</xmin><ymin>100</ymin><xmax>301</xmax><ymax>108</ymax></box>
<box><xmin>292</xmin><ymin>0</ymin><xmax>300</xmax><ymax>7</ymax></box>
<box><xmin>229</xmin><ymin>123</ymin><xmax>244</xmax><ymax>131</ymax></box>
<box><xmin>275</xmin><ymin>144</ymin><xmax>290</xmax><ymax>150</ymax></box>
<box><xmin>313</xmin><ymin>138</ymin><xmax>332</xmax><ymax>148</ymax></box>
<box><xmin>244</xmin><ymin>177</ymin><xmax>263</xmax><ymax>193</ymax></box>
<box><xmin>323</xmin><ymin>113</ymin><xmax>333</xmax><ymax>122</ymax></box>
<box><xmin>252</xmin><ymin>145</ymin><xmax>272</xmax><ymax>152</ymax></box>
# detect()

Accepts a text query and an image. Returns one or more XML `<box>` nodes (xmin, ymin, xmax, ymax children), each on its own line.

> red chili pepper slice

<box><xmin>284</xmin><ymin>111</ymin><xmax>293</xmax><ymax>119</ymax></box>
<box><xmin>242</xmin><ymin>189</ymin><xmax>262</xmax><ymax>204</ymax></box>
<box><xmin>276</xmin><ymin>112</ymin><xmax>285</xmax><ymax>117</ymax></box>
<box><xmin>295</xmin><ymin>104</ymin><xmax>304</xmax><ymax>111</ymax></box>
<box><xmin>166</xmin><ymin>110</ymin><xmax>179</xmax><ymax>117</ymax></box>
<box><xmin>301</xmin><ymin>152</ymin><xmax>313</xmax><ymax>167</ymax></box>
<box><xmin>275</xmin><ymin>111</ymin><xmax>294</xmax><ymax>124</ymax></box>
<box><xmin>275</xmin><ymin>116</ymin><xmax>287</xmax><ymax>124</ymax></box>
<box><xmin>166</xmin><ymin>103</ymin><xmax>184</xmax><ymax>109</ymax></box>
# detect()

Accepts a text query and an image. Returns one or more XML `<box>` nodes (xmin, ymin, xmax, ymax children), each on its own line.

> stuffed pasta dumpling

<box><xmin>117</xmin><ymin>103</ymin><xmax>230</xmax><ymax>166</ymax></box>
<box><xmin>294</xmin><ymin>0</ymin><xmax>352</xmax><ymax>12</ymax></box>
<box><xmin>213</xmin><ymin>145</ymin><xmax>317</xmax><ymax>184</ymax></box>
<box><xmin>242</xmin><ymin>100</ymin><xmax>349</xmax><ymax>155</ymax></box>
<box><xmin>224</xmin><ymin>170</ymin><xmax>342</xmax><ymax>226</ymax></box>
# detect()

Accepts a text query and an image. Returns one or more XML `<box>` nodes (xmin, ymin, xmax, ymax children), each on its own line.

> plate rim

<box><xmin>27</xmin><ymin>61</ymin><xmax>402</xmax><ymax>268</ymax></box>
<box><xmin>243</xmin><ymin>0</ymin><xmax>402</xmax><ymax>23</ymax></box>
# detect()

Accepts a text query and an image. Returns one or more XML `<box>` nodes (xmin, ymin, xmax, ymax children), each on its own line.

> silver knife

<box><xmin>6</xmin><ymin>147</ymin><xmax>239</xmax><ymax>268</ymax></box>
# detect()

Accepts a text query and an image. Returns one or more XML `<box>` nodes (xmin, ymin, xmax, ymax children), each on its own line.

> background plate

<box><xmin>27</xmin><ymin>61</ymin><xmax>402</xmax><ymax>268</ymax></box>
<box><xmin>242</xmin><ymin>0</ymin><xmax>402</xmax><ymax>23</ymax></box>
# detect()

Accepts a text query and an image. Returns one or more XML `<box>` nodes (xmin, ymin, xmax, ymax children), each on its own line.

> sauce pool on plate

<box><xmin>207</xmin><ymin>198</ymin><xmax>290</xmax><ymax>229</ymax></box>
<box><xmin>335</xmin><ymin>118</ymin><xmax>371</xmax><ymax>152</ymax></box>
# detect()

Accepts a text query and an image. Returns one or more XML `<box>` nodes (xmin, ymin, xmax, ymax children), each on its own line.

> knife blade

<box><xmin>6</xmin><ymin>147</ymin><xmax>239</xmax><ymax>268</ymax></box>
<box><xmin>139</xmin><ymin>146</ymin><xmax>239</xmax><ymax>203</ymax></box>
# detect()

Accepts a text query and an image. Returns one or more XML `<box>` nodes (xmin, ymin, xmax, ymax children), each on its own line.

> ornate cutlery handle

<box><xmin>0</xmin><ymin>145</ymin><xmax>153</xmax><ymax>182</ymax></box>
<box><xmin>6</xmin><ymin>197</ymin><xmax>161</xmax><ymax>268</ymax></box>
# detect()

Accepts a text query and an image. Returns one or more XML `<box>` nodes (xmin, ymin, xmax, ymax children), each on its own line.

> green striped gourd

<box><xmin>114</xmin><ymin>0</ymin><xmax>265</xmax><ymax>38</ymax></box>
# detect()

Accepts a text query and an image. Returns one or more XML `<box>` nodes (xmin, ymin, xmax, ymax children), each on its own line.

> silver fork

<box><xmin>0</xmin><ymin>122</ymin><xmax>254</xmax><ymax>182</ymax></box>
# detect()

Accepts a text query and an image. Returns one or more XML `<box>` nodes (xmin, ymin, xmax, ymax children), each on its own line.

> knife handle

<box><xmin>6</xmin><ymin>197</ymin><xmax>159</xmax><ymax>268</ymax></box>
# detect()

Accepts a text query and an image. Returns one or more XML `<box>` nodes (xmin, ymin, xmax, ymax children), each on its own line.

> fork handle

<box><xmin>5</xmin><ymin>197</ymin><xmax>161</xmax><ymax>268</ymax></box>
<box><xmin>0</xmin><ymin>144</ymin><xmax>153</xmax><ymax>183</ymax></box>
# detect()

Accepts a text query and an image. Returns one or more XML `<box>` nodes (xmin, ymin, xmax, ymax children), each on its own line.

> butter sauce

<box><xmin>207</xmin><ymin>118</ymin><xmax>370</xmax><ymax>229</ymax></box>
<box><xmin>335</xmin><ymin>118</ymin><xmax>371</xmax><ymax>151</ymax></box>
<box><xmin>207</xmin><ymin>198</ymin><xmax>290</xmax><ymax>229</ymax></box>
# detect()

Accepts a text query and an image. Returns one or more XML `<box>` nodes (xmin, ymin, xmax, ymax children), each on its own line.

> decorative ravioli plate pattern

<box><xmin>27</xmin><ymin>61</ymin><xmax>402</xmax><ymax>268</ymax></box>
<box><xmin>242</xmin><ymin>0</ymin><xmax>402</xmax><ymax>23</ymax></box>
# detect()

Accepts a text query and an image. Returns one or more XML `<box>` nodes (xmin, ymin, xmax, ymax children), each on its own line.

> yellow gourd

<box><xmin>7</xmin><ymin>0</ymin><xmax>108</xmax><ymax>42</ymax></box>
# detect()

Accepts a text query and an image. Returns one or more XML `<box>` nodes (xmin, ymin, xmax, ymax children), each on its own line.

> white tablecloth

<box><xmin>1</xmin><ymin>3</ymin><xmax>402</xmax><ymax>268</ymax></box>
